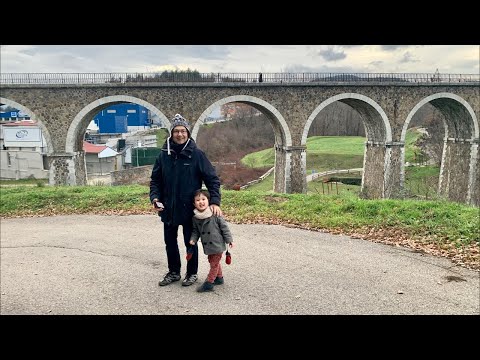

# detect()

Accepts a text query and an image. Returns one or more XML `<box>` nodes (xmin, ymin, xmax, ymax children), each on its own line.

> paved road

<box><xmin>1</xmin><ymin>215</ymin><xmax>478</xmax><ymax>315</ymax></box>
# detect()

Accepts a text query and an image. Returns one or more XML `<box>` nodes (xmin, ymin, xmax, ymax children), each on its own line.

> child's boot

<box><xmin>197</xmin><ymin>281</ymin><xmax>214</xmax><ymax>292</ymax></box>
<box><xmin>213</xmin><ymin>276</ymin><xmax>224</xmax><ymax>285</ymax></box>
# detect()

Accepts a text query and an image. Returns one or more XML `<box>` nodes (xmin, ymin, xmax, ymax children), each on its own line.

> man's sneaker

<box><xmin>158</xmin><ymin>271</ymin><xmax>181</xmax><ymax>286</ymax></box>
<box><xmin>213</xmin><ymin>276</ymin><xmax>224</xmax><ymax>285</ymax></box>
<box><xmin>197</xmin><ymin>281</ymin><xmax>214</xmax><ymax>292</ymax></box>
<box><xmin>182</xmin><ymin>274</ymin><xmax>198</xmax><ymax>287</ymax></box>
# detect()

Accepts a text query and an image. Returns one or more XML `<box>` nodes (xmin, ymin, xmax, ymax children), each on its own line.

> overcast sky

<box><xmin>1</xmin><ymin>45</ymin><xmax>478</xmax><ymax>74</ymax></box>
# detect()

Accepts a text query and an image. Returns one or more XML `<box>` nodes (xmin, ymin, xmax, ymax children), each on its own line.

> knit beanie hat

<box><xmin>170</xmin><ymin>114</ymin><xmax>191</xmax><ymax>138</ymax></box>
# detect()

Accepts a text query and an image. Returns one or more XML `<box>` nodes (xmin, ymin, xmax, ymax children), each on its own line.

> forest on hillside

<box><xmin>195</xmin><ymin>102</ymin><xmax>445</xmax><ymax>188</ymax></box>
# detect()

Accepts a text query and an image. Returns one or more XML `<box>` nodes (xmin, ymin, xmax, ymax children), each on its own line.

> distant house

<box><xmin>83</xmin><ymin>141</ymin><xmax>120</xmax><ymax>175</ymax></box>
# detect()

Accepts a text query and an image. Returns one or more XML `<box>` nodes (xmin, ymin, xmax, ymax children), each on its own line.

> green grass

<box><xmin>405</xmin><ymin>165</ymin><xmax>440</xmax><ymax>180</ymax></box>
<box><xmin>404</xmin><ymin>128</ymin><xmax>423</xmax><ymax>163</ymax></box>
<box><xmin>305</xmin><ymin>135</ymin><xmax>366</xmax><ymax>155</ymax></box>
<box><xmin>0</xmin><ymin>185</ymin><xmax>151</xmax><ymax>214</ymax></box>
<box><xmin>243</xmin><ymin>129</ymin><xmax>423</xmax><ymax>171</ymax></box>
<box><xmin>308</xmin><ymin>178</ymin><xmax>361</xmax><ymax>195</ymax></box>
<box><xmin>0</xmin><ymin>178</ymin><xmax>48</xmax><ymax>186</ymax></box>
<box><xmin>244</xmin><ymin>136</ymin><xmax>366</xmax><ymax>193</ymax></box>
<box><xmin>404</xmin><ymin>165</ymin><xmax>440</xmax><ymax>198</ymax></box>
<box><xmin>241</xmin><ymin>148</ymin><xmax>274</xmax><ymax>168</ymax></box>
<box><xmin>247</xmin><ymin>172</ymin><xmax>361</xmax><ymax>195</ymax></box>
<box><xmin>1</xmin><ymin>185</ymin><xmax>477</xmax><ymax>248</ymax></box>
<box><xmin>222</xmin><ymin>191</ymin><xmax>479</xmax><ymax>247</ymax></box>
<box><xmin>155</xmin><ymin>128</ymin><xmax>169</xmax><ymax>147</ymax></box>
<box><xmin>245</xmin><ymin>129</ymin><xmax>430</xmax><ymax>195</ymax></box>
<box><xmin>241</xmin><ymin>135</ymin><xmax>367</xmax><ymax>171</ymax></box>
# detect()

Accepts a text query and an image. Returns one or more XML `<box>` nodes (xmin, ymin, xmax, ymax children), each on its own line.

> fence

<box><xmin>131</xmin><ymin>147</ymin><xmax>161</xmax><ymax>167</ymax></box>
<box><xmin>307</xmin><ymin>168</ymin><xmax>363</xmax><ymax>182</ymax></box>
<box><xmin>240</xmin><ymin>167</ymin><xmax>275</xmax><ymax>189</ymax></box>
<box><xmin>2</xmin><ymin>72</ymin><xmax>479</xmax><ymax>85</ymax></box>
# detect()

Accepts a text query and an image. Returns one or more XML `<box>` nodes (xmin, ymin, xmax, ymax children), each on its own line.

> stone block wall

<box><xmin>111</xmin><ymin>165</ymin><xmax>153</xmax><ymax>186</ymax></box>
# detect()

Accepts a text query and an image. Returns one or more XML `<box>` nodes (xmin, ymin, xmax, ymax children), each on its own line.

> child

<box><xmin>189</xmin><ymin>189</ymin><xmax>234</xmax><ymax>293</ymax></box>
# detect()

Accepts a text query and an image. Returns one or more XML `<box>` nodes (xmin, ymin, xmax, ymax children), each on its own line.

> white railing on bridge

<box><xmin>307</xmin><ymin>168</ymin><xmax>363</xmax><ymax>183</ymax></box>
<box><xmin>1</xmin><ymin>72</ymin><xmax>479</xmax><ymax>85</ymax></box>
<box><xmin>238</xmin><ymin>167</ymin><xmax>363</xmax><ymax>190</ymax></box>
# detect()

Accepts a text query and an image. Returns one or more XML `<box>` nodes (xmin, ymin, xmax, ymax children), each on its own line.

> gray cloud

<box><xmin>369</xmin><ymin>61</ymin><xmax>384</xmax><ymax>67</ymax></box>
<box><xmin>1</xmin><ymin>45</ymin><xmax>476</xmax><ymax>74</ymax></box>
<box><xmin>399</xmin><ymin>51</ymin><xmax>419</xmax><ymax>64</ymax></box>
<box><xmin>283</xmin><ymin>64</ymin><xmax>360</xmax><ymax>73</ymax></box>
<box><xmin>381</xmin><ymin>45</ymin><xmax>410</xmax><ymax>51</ymax></box>
<box><xmin>1</xmin><ymin>45</ymin><xmax>232</xmax><ymax>73</ymax></box>
<box><xmin>318</xmin><ymin>48</ymin><xmax>347</xmax><ymax>61</ymax></box>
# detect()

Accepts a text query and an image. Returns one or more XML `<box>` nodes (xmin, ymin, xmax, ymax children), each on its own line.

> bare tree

<box><xmin>309</xmin><ymin>102</ymin><xmax>365</xmax><ymax>137</ymax></box>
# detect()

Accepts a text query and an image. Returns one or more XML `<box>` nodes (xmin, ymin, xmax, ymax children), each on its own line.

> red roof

<box><xmin>2</xmin><ymin>120</ymin><xmax>38</xmax><ymax>127</ymax></box>
<box><xmin>83</xmin><ymin>141</ymin><xmax>108</xmax><ymax>154</ymax></box>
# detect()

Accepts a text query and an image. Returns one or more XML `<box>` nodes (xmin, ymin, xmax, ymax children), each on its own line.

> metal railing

<box><xmin>1</xmin><ymin>72</ymin><xmax>479</xmax><ymax>85</ymax></box>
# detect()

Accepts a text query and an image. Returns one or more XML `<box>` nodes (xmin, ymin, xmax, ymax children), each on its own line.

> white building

<box><xmin>0</xmin><ymin>120</ymin><xmax>48</xmax><ymax>179</ymax></box>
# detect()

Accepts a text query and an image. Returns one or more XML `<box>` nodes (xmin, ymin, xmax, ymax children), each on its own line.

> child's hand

<box><xmin>229</xmin><ymin>242</ymin><xmax>234</xmax><ymax>248</ymax></box>
<box><xmin>189</xmin><ymin>240</ymin><xmax>195</xmax><ymax>245</ymax></box>
<box><xmin>186</xmin><ymin>246</ymin><xmax>194</xmax><ymax>261</ymax></box>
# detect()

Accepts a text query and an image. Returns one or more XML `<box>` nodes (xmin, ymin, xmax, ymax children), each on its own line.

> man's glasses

<box><xmin>172</xmin><ymin>129</ymin><xmax>187</xmax><ymax>134</ymax></box>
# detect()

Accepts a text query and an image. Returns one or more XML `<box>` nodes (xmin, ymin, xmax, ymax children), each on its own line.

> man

<box><xmin>150</xmin><ymin>114</ymin><xmax>222</xmax><ymax>287</ymax></box>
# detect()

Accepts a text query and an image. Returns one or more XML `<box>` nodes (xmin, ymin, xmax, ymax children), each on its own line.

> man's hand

<box><xmin>152</xmin><ymin>199</ymin><xmax>164</xmax><ymax>212</ymax></box>
<box><xmin>210</xmin><ymin>204</ymin><xmax>222</xmax><ymax>216</ymax></box>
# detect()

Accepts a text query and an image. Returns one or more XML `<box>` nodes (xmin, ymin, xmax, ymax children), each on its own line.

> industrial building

<box><xmin>93</xmin><ymin>103</ymin><xmax>151</xmax><ymax>133</ymax></box>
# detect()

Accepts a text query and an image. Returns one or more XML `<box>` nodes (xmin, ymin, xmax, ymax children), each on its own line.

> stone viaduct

<box><xmin>1</xmin><ymin>78</ymin><xmax>479</xmax><ymax>206</ymax></box>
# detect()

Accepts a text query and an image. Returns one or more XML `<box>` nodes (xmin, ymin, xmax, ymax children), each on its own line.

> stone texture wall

<box><xmin>74</xmin><ymin>152</ymin><xmax>86</xmax><ymax>186</ymax></box>
<box><xmin>111</xmin><ymin>165</ymin><xmax>153</xmax><ymax>186</ymax></box>
<box><xmin>288</xmin><ymin>146</ymin><xmax>307</xmax><ymax>193</ymax></box>
<box><xmin>362</xmin><ymin>144</ymin><xmax>386</xmax><ymax>199</ymax></box>
<box><xmin>2</xmin><ymin>83</ymin><xmax>478</xmax><ymax>204</ymax></box>
<box><xmin>274</xmin><ymin>145</ymin><xmax>287</xmax><ymax>193</ymax></box>
<box><xmin>384</xmin><ymin>145</ymin><xmax>404</xmax><ymax>198</ymax></box>
<box><xmin>439</xmin><ymin>141</ymin><xmax>475</xmax><ymax>203</ymax></box>
<box><xmin>48</xmin><ymin>156</ymin><xmax>70</xmax><ymax>185</ymax></box>
<box><xmin>470</xmin><ymin>143</ymin><xmax>479</xmax><ymax>207</ymax></box>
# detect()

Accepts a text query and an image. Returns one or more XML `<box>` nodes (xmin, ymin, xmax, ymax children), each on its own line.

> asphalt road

<box><xmin>1</xmin><ymin>215</ymin><xmax>478</xmax><ymax>315</ymax></box>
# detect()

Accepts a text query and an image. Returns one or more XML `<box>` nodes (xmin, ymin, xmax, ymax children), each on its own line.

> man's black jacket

<box><xmin>149</xmin><ymin>138</ymin><xmax>221</xmax><ymax>226</ymax></box>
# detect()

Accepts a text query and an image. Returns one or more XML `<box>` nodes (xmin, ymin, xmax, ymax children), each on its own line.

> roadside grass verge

<box><xmin>1</xmin><ymin>185</ymin><xmax>477</xmax><ymax>270</ymax></box>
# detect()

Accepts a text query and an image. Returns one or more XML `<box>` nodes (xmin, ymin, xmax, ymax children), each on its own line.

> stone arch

<box><xmin>302</xmin><ymin>93</ymin><xmax>392</xmax><ymax>198</ymax></box>
<box><xmin>66</xmin><ymin>95</ymin><xmax>170</xmax><ymax>153</ymax></box>
<box><xmin>401</xmin><ymin>93</ymin><xmax>479</xmax><ymax>205</ymax></box>
<box><xmin>401</xmin><ymin>92</ymin><xmax>478</xmax><ymax>140</ymax></box>
<box><xmin>191</xmin><ymin>95</ymin><xmax>292</xmax><ymax>192</ymax></box>
<box><xmin>191</xmin><ymin>95</ymin><xmax>292</xmax><ymax>146</ymax></box>
<box><xmin>0</xmin><ymin>97</ymin><xmax>54</xmax><ymax>154</ymax></box>
<box><xmin>302</xmin><ymin>93</ymin><xmax>392</xmax><ymax>144</ymax></box>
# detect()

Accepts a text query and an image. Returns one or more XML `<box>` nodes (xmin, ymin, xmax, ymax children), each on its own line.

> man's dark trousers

<box><xmin>163</xmin><ymin>221</ymin><xmax>198</xmax><ymax>275</ymax></box>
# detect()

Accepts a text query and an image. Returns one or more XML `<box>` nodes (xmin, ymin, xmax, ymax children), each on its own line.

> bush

<box><xmin>329</xmin><ymin>177</ymin><xmax>362</xmax><ymax>186</ymax></box>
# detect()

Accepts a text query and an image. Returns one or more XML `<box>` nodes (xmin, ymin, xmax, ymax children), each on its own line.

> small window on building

<box><xmin>127</xmin><ymin>109</ymin><xmax>137</xmax><ymax>113</ymax></box>
<box><xmin>43</xmin><ymin>155</ymin><xmax>50</xmax><ymax>170</ymax></box>
<box><xmin>107</xmin><ymin>110</ymin><xmax>117</xmax><ymax>113</ymax></box>
<box><xmin>7</xmin><ymin>152</ymin><xmax>12</xmax><ymax>166</ymax></box>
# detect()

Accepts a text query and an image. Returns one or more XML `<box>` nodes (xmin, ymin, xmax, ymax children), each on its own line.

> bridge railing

<box><xmin>1</xmin><ymin>72</ymin><xmax>479</xmax><ymax>85</ymax></box>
